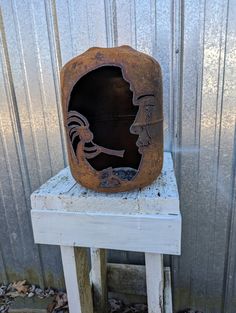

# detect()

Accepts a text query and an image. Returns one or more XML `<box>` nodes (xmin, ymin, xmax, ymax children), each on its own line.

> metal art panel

<box><xmin>0</xmin><ymin>0</ymin><xmax>235</xmax><ymax>312</ymax></box>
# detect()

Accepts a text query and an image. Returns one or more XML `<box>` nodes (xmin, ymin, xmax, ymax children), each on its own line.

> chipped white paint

<box><xmin>31</xmin><ymin>152</ymin><xmax>181</xmax><ymax>313</ymax></box>
<box><xmin>145</xmin><ymin>253</ymin><xmax>164</xmax><ymax>313</ymax></box>
<box><xmin>31</xmin><ymin>152</ymin><xmax>179</xmax><ymax>215</ymax></box>
<box><xmin>32</xmin><ymin>210</ymin><xmax>181</xmax><ymax>254</ymax></box>
<box><xmin>91</xmin><ymin>248</ymin><xmax>107</xmax><ymax>313</ymax></box>
<box><xmin>60</xmin><ymin>246</ymin><xmax>93</xmax><ymax>313</ymax></box>
<box><xmin>60</xmin><ymin>246</ymin><xmax>81</xmax><ymax>313</ymax></box>
<box><xmin>164</xmin><ymin>267</ymin><xmax>173</xmax><ymax>313</ymax></box>
<box><xmin>31</xmin><ymin>153</ymin><xmax>181</xmax><ymax>254</ymax></box>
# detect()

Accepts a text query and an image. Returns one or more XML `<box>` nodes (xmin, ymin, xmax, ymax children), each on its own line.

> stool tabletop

<box><xmin>31</xmin><ymin>152</ymin><xmax>179</xmax><ymax>216</ymax></box>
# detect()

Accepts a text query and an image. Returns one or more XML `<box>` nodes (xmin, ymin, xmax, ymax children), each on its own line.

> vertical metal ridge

<box><xmin>44</xmin><ymin>0</ymin><xmax>67</xmax><ymax>167</ymax></box>
<box><xmin>222</xmin><ymin>124</ymin><xmax>236</xmax><ymax>313</ymax></box>
<box><xmin>104</xmin><ymin>0</ymin><xmax>111</xmax><ymax>46</ymax></box>
<box><xmin>131</xmin><ymin>0</ymin><xmax>137</xmax><ymax>49</ymax></box>
<box><xmin>171</xmin><ymin>1</ymin><xmax>183</xmax><ymax>307</ymax></box>
<box><xmin>10</xmin><ymin>0</ymin><xmax>43</xmax><ymax>185</ymax></box>
<box><xmin>171</xmin><ymin>0</ymin><xmax>181</xmax><ymax>156</ymax></box>
<box><xmin>50</xmin><ymin>0</ymin><xmax>62</xmax><ymax>69</ymax></box>
<box><xmin>193</xmin><ymin>0</ymin><xmax>206</xmax><ymax>255</ymax></box>
<box><xmin>85</xmin><ymin>1</ymin><xmax>91</xmax><ymax>46</ymax></box>
<box><xmin>150</xmin><ymin>0</ymin><xmax>157</xmax><ymax>58</ymax></box>
<box><xmin>0</xmin><ymin>137</ymin><xmax>17</xmax><ymax>265</ymax></box>
<box><xmin>67</xmin><ymin>0</ymin><xmax>75</xmax><ymax>57</ymax></box>
<box><xmin>112</xmin><ymin>0</ymin><xmax>118</xmax><ymax>46</ymax></box>
<box><xmin>104</xmin><ymin>0</ymin><xmax>118</xmax><ymax>47</ymax></box>
<box><xmin>29</xmin><ymin>0</ymin><xmax>53</xmax><ymax>179</ymax></box>
<box><xmin>190</xmin><ymin>0</ymin><xmax>206</xmax><ymax>304</ymax></box>
<box><xmin>168</xmin><ymin>0</ymin><xmax>175</xmax><ymax>153</ymax></box>
<box><xmin>0</xmin><ymin>247</ymin><xmax>8</xmax><ymax>284</ymax></box>
<box><xmin>194</xmin><ymin>0</ymin><xmax>206</xmax><ymax>147</ymax></box>
<box><xmin>168</xmin><ymin>0</ymin><xmax>173</xmax><ymax>153</ymax></box>
<box><xmin>175</xmin><ymin>0</ymin><xmax>184</xmax><ymax>183</ymax></box>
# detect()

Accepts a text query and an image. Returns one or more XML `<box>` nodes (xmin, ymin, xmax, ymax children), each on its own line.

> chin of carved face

<box><xmin>137</xmin><ymin>128</ymin><xmax>151</xmax><ymax>146</ymax></box>
<box><xmin>138</xmin><ymin>146</ymin><xmax>146</xmax><ymax>154</ymax></box>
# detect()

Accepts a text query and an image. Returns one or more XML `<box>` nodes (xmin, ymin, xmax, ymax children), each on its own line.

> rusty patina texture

<box><xmin>61</xmin><ymin>46</ymin><xmax>163</xmax><ymax>192</ymax></box>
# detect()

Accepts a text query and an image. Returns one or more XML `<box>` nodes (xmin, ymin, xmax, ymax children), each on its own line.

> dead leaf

<box><xmin>47</xmin><ymin>301</ymin><xmax>56</xmax><ymax>313</ymax></box>
<box><xmin>54</xmin><ymin>292</ymin><xmax>68</xmax><ymax>310</ymax></box>
<box><xmin>5</xmin><ymin>291</ymin><xmax>25</xmax><ymax>298</ymax></box>
<box><xmin>12</xmin><ymin>280</ymin><xmax>28</xmax><ymax>294</ymax></box>
<box><xmin>109</xmin><ymin>298</ymin><xmax>124</xmax><ymax>313</ymax></box>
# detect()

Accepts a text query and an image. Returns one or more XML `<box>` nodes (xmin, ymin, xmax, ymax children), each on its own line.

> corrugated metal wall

<box><xmin>0</xmin><ymin>0</ymin><xmax>235</xmax><ymax>312</ymax></box>
<box><xmin>171</xmin><ymin>1</ymin><xmax>236</xmax><ymax>312</ymax></box>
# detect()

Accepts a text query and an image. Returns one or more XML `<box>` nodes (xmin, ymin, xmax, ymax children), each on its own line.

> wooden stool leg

<box><xmin>60</xmin><ymin>246</ymin><xmax>93</xmax><ymax>313</ymax></box>
<box><xmin>91</xmin><ymin>248</ymin><xmax>107</xmax><ymax>313</ymax></box>
<box><xmin>145</xmin><ymin>253</ymin><xmax>164</xmax><ymax>313</ymax></box>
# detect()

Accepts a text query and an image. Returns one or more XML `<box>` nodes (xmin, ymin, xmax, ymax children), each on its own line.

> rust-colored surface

<box><xmin>60</xmin><ymin>46</ymin><xmax>163</xmax><ymax>192</ymax></box>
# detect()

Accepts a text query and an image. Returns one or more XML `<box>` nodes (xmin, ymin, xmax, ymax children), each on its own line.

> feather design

<box><xmin>67</xmin><ymin>111</ymin><xmax>125</xmax><ymax>159</ymax></box>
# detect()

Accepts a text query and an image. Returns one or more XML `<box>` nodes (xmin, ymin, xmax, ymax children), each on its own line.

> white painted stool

<box><xmin>31</xmin><ymin>152</ymin><xmax>181</xmax><ymax>313</ymax></box>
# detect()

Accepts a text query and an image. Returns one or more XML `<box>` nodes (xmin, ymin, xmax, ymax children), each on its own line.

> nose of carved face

<box><xmin>130</xmin><ymin>124</ymin><xmax>151</xmax><ymax>154</ymax></box>
<box><xmin>130</xmin><ymin>103</ymin><xmax>151</xmax><ymax>154</ymax></box>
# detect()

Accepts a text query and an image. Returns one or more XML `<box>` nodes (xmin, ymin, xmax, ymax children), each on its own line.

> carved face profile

<box><xmin>61</xmin><ymin>46</ymin><xmax>163</xmax><ymax>192</ymax></box>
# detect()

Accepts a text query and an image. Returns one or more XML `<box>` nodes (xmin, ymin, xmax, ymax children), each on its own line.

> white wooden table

<box><xmin>31</xmin><ymin>152</ymin><xmax>181</xmax><ymax>313</ymax></box>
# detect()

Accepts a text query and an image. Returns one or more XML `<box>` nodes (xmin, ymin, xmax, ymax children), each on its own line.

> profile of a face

<box><xmin>61</xmin><ymin>46</ymin><xmax>163</xmax><ymax>192</ymax></box>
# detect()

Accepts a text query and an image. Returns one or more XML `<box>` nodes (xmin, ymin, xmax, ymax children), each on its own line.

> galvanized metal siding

<box><xmin>171</xmin><ymin>1</ymin><xmax>236</xmax><ymax>312</ymax></box>
<box><xmin>0</xmin><ymin>1</ymin><xmax>235</xmax><ymax>312</ymax></box>
<box><xmin>0</xmin><ymin>0</ymin><xmax>66</xmax><ymax>288</ymax></box>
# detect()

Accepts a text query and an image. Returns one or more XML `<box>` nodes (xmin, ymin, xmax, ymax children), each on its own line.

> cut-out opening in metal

<box><xmin>68</xmin><ymin>66</ymin><xmax>142</xmax><ymax>180</ymax></box>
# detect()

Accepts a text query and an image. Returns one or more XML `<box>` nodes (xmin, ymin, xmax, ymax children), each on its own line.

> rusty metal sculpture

<box><xmin>61</xmin><ymin>46</ymin><xmax>163</xmax><ymax>192</ymax></box>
